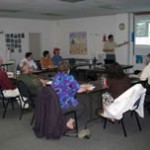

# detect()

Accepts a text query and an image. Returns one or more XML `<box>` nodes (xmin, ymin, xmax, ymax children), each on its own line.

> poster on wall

<box><xmin>69</xmin><ymin>31</ymin><xmax>87</xmax><ymax>54</ymax></box>
<box><xmin>136</xmin><ymin>55</ymin><xmax>146</xmax><ymax>64</ymax></box>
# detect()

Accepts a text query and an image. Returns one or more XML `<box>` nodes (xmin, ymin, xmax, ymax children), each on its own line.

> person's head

<box><xmin>108</xmin><ymin>34</ymin><xmax>114</xmax><ymax>42</ymax></box>
<box><xmin>58</xmin><ymin>61</ymin><xmax>71</xmax><ymax>73</ymax></box>
<box><xmin>53</xmin><ymin>47</ymin><xmax>60</xmax><ymax>55</ymax></box>
<box><xmin>25</xmin><ymin>52</ymin><xmax>33</xmax><ymax>61</ymax></box>
<box><xmin>0</xmin><ymin>56</ymin><xmax>3</xmax><ymax>65</ymax></box>
<box><xmin>146</xmin><ymin>53</ymin><xmax>150</xmax><ymax>65</ymax></box>
<box><xmin>43</xmin><ymin>50</ymin><xmax>50</xmax><ymax>59</ymax></box>
<box><xmin>19</xmin><ymin>61</ymin><xmax>30</xmax><ymax>74</ymax></box>
<box><xmin>106</xmin><ymin>62</ymin><xmax>125</xmax><ymax>79</ymax></box>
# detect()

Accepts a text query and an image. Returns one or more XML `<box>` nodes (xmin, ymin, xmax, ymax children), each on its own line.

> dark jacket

<box><xmin>107</xmin><ymin>75</ymin><xmax>131</xmax><ymax>99</ymax></box>
<box><xmin>33</xmin><ymin>86</ymin><xmax>65</xmax><ymax>139</ymax></box>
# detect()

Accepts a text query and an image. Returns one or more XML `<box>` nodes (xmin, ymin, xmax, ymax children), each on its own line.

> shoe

<box><xmin>78</xmin><ymin>129</ymin><xmax>91</xmax><ymax>139</ymax></box>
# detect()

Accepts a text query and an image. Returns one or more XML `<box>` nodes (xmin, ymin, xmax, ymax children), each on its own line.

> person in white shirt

<box><xmin>21</xmin><ymin>52</ymin><xmax>38</xmax><ymax>70</ymax></box>
<box><xmin>140</xmin><ymin>53</ymin><xmax>150</xmax><ymax>85</ymax></box>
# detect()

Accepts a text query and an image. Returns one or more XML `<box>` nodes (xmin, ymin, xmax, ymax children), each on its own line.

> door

<box><xmin>29</xmin><ymin>33</ymin><xmax>41</xmax><ymax>60</ymax></box>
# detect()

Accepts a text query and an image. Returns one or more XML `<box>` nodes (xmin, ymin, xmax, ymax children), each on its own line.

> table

<box><xmin>1</xmin><ymin>61</ymin><xmax>14</xmax><ymax>71</ymax></box>
<box><xmin>77</xmin><ymin>81</ymin><xmax>106</xmax><ymax>121</ymax></box>
<box><xmin>31</xmin><ymin>67</ymin><xmax>57</xmax><ymax>75</ymax></box>
<box><xmin>75</xmin><ymin>64</ymin><xmax>134</xmax><ymax>82</ymax></box>
<box><xmin>77</xmin><ymin>77</ymin><xmax>141</xmax><ymax>123</ymax></box>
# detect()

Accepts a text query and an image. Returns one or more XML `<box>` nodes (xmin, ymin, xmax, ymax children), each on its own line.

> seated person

<box><xmin>0</xmin><ymin>56</ymin><xmax>29</xmax><ymax>108</ymax></box>
<box><xmin>100</xmin><ymin>62</ymin><xmax>131</xmax><ymax>120</ymax></box>
<box><xmin>18</xmin><ymin>61</ymin><xmax>48</xmax><ymax>96</ymax></box>
<box><xmin>140</xmin><ymin>53</ymin><xmax>150</xmax><ymax>85</ymax></box>
<box><xmin>40</xmin><ymin>50</ymin><xmax>53</xmax><ymax>68</ymax></box>
<box><xmin>20</xmin><ymin>52</ymin><xmax>38</xmax><ymax>71</ymax></box>
<box><xmin>52</xmin><ymin>47</ymin><xmax>63</xmax><ymax>66</ymax></box>
<box><xmin>51</xmin><ymin>61</ymin><xmax>89</xmax><ymax>129</ymax></box>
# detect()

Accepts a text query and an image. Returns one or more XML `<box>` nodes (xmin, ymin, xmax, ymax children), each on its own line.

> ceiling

<box><xmin>0</xmin><ymin>0</ymin><xmax>150</xmax><ymax>20</ymax></box>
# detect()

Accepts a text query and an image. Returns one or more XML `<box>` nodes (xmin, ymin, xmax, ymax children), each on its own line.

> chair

<box><xmin>33</xmin><ymin>86</ymin><xmax>78</xmax><ymax>139</ymax></box>
<box><xmin>101</xmin><ymin>84</ymin><xmax>146</xmax><ymax>137</ymax></box>
<box><xmin>34</xmin><ymin>60</ymin><xmax>41</xmax><ymax>70</ymax></box>
<box><xmin>30</xmin><ymin>106</ymin><xmax>79</xmax><ymax>136</ymax></box>
<box><xmin>63</xmin><ymin>110</ymin><xmax>79</xmax><ymax>137</ymax></box>
<box><xmin>16</xmin><ymin>80</ymin><xmax>35</xmax><ymax>120</ymax></box>
<box><xmin>0</xmin><ymin>87</ymin><xmax>21</xmax><ymax>118</ymax></box>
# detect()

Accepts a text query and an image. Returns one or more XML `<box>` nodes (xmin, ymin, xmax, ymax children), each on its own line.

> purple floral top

<box><xmin>51</xmin><ymin>72</ymin><xmax>80</xmax><ymax>109</ymax></box>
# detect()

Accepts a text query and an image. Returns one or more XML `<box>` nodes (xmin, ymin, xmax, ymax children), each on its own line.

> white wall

<box><xmin>0</xmin><ymin>14</ymin><xmax>130</xmax><ymax>65</ymax></box>
<box><xmin>0</xmin><ymin>18</ymin><xmax>53</xmax><ymax>64</ymax></box>
<box><xmin>51</xmin><ymin>14</ymin><xmax>130</xmax><ymax>64</ymax></box>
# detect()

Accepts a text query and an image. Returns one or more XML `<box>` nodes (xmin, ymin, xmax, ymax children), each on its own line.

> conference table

<box><xmin>1</xmin><ymin>61</ymin><xmax>14</xmax><ymax>71</ymax></box>
<box><xmin>77</xmin><ymin>76</ymin><xmax>141</xmax><ymax>123</ymax></box>
<box><xmin>31</xmin><ymin>66</ymin><xmax>58</xmax><ymax>75</ymax></box>
<box><xmin>74</xmin><ymin>64</ymin><xmax>133</xmax><ymax>82</ymax></box>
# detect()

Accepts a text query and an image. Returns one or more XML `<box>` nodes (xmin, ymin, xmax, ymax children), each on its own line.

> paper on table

<box><xmin>87</xmin><ymin>85</ymin><xmax>95</xmax><ymax>91</ymax></box>
<box><xmin>80</xmin><ymin>84</ymin><xmax>95</xmax><ymax>91</ymax></box>
<box><xmin>46</xmin><ymin>81</ymin><xmax>52</xmax><ymax>85</ymax></box>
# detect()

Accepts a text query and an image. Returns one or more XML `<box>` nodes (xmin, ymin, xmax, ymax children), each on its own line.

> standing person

<box><xmin>103</xmin><ymin>34</ymin><xmax>128</xmax><ymax>62</ymax></box>
<box><xmin>52</xmin><ymin>47</ymin><xmax>63</xmax><ymax>66</ymax></box>
<box><xmin>20</xmin><ymin>52</ymin><xmax>38</xmax><ymax>70</ymax></box>
<box><xmin>100</xmin><ymin>62</ymin><xmax>131</xmax><ymax>119</ymax></box>
<box><xmin>40</xmin><ymin>50</ymin><xmax>53</xmax><ymax>68</ymax></box>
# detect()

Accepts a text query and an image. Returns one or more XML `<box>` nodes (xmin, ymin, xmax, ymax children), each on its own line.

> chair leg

<box><xmin>30</xmin><ymin>113</ymin><xmax>35</xmax><ymax>125</ymax></box>
<box><xmin>103</xmin><ymin>118</ymin><xmax>107</xmax><ymax>129</ymax></box>
<box><xmin>3</xmin><ymin>101</ymin><xmax>9</xmax><ymax>118</ymax></box>
<box><xmin>2</xmin><ymin>98</ymin><xmax>5</xmax><ymax>108</ymax></box>
<box><xmin>120</xmin><ymin>119</ymin><xmax>127</xmax><ymax>137</ymax></box>
<box><xmin>19</xmin><ymin>101</ymin><xmax>26</xmax><ymax>120</ymax></box>
<box><xmin>63</xmin><ymin>110</ymin><xmax>79</xmax><ymax>137</ymax></box>
<box><xmin>134</xmin><ymin>111</ymin><xmax>142</xmax><ymax>131</ymax></box>
<box><xmin>19</xmin><ymin>109</ymin><xmax>24</xmax><ymax>120</ymax></box>
<box><xmin>73</xmin><ymin>111</ymin><xmax>78</xmax><ymax>132</ymax></box>
<box><xmin>11</xmin><ymin>100</ymin><xmax>14</xmax><ymax>110</ymax></box>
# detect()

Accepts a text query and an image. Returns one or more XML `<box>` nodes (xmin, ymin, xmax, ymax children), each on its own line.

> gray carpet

<box><xmin>0</xmin><ymin>101</ymin><xmax>150</xmax><ymax>150</ymax></box>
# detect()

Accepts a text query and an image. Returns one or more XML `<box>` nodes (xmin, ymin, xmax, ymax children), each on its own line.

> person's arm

<box><xmin>117</xmin><ymin>41</ymin><xmax>129</xmax><ymax>47</ymax></box>
<box><xmin>103</xmin><ymin>48</ymin><xmax>114</xmax><ymax>52</ymax></box>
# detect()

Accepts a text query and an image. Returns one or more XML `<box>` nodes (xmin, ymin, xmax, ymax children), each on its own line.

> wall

<box><xmin>51</xmin><ymin>14</ymin><xmax>130</xmax><ymax>64</ymax></box>
<box><xmin>0</xmin><ymin>14</ymin><xmax>130</xmax><ymax>65</ymax></box>
<box><xmin>0</xmin><ymin>18</ymin><xmax>53</xmax><ymax>64</ymax></box>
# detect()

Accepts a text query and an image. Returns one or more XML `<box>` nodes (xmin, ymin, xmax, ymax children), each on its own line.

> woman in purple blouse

<box><xmin>51</xmin><ymin>61</ymin><xmax>87</xmax><ymax>129</ymax></box>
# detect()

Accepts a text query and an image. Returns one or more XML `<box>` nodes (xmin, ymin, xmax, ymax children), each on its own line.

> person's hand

<box><xmin>78</xmin><ymin>86</ymin><xmax>87</xmax><ymax>93</ymax></box>
<box><xmin>40</xmin><ymin>79</ymin><xmax>48</xmax><ymax>86</ymax></box>
<box><xmin>124</xmin><ymin>41</ymin><xmax>129</xmax><ymax>44</ymax></box>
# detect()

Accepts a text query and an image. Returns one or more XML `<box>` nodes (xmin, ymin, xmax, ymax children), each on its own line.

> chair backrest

<box><xmin>103</xmin><ymin>84</ymin><xmax>146</xmax><ymax>120</ymax></box>
<box><xmin>17</xmin><ymin>80</ymin><xmax>32</xmax><ymax>102</ymax></box>
<box><xmin>34</xmin><ymin>60</ymin><xmax>41</xmax><ymax>70</ymax></box>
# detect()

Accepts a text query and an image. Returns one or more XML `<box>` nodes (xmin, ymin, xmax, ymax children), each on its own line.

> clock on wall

<box><xmin>119</xmin><ymin>23</ymin><xmax>125</xmax><ymax>30</ymax></box>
